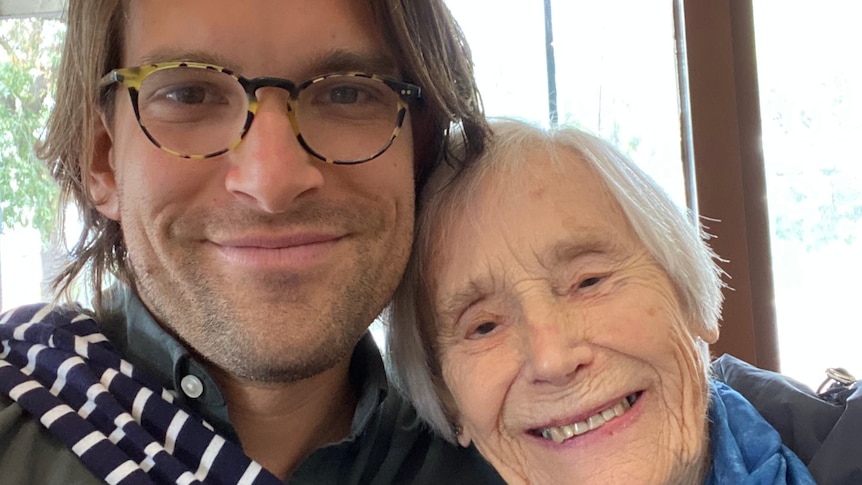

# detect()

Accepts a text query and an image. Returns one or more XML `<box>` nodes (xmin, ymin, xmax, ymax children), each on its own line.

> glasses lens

<box><xmin>296</xmin><ymin>75</ymin><xmax>404</xmax><ymax>163</ymax></box>
<box><xmin>137</xmin><ymin>66</ymin><xmax>248</xmax><ymax>157</ymax></box>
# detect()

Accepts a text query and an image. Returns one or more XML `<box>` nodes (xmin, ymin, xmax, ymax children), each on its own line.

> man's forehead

<box><xmin>122</xmin><ymin>0</ymin><xmax>392</xmax><ymax>76</ymax></box>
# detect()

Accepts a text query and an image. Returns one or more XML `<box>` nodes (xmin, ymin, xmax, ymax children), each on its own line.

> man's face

<box><xmin>91</xmin><ymin>0</ymin><xmax>416</xmax><ymax>381</ymax></box>
<box><xmin>430</xmin><ymin>148</ymin><xmax>713</xmax><ymax>484</ymax></box>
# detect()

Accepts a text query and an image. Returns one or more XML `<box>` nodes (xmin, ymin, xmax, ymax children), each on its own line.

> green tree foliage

<box><xmin>0</xmin><ymin>18</ymin><xmax>65</xmax><ymax>241</ymax></box>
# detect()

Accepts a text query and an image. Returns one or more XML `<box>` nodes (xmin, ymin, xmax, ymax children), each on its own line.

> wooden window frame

<box><xmin>683</xmin><ymin>0</ymin><xmax>779</xmax><ymax>370</ymax></box>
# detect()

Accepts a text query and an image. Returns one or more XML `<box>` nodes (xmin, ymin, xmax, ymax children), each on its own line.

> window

<box><xmin>0</xmin><ymin>11</ymin><xmax>65</xmax><ymax>312</ymax></box>
<box><xmin>445</xmin><ymin>0</ymin><xmax>687</xmax><ymax>206</ymax></box>
<box><xmin>754</xmin><ymin>0</ymin><xmax>862</xmax><ymax>387</ymax></box>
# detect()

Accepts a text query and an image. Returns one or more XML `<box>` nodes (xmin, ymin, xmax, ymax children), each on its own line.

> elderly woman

<box><xmin>387</xmin><ymin>120</ymin><xmax>816</xmax><ymax>484</ymax></box>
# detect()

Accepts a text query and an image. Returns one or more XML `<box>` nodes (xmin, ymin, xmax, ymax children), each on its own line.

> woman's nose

<box><xmin>523</xmin><ymin>311</ymin><xmax>594</xmax><ymax>387</ymax></box>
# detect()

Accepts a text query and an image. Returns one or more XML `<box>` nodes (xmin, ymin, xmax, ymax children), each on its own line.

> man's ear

<box><xmin>456</xmin><ymin>422</ymin><xmax>473</xmax><ymax>448</ymax></box>
<box><xmin>88</xmin><ymin>114</ymin><xmax>120</xmax><ymax>221</ymax></box>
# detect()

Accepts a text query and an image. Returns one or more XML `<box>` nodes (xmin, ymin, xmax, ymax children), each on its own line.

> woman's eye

<box><xmin>578</xmin><ymin>276</ymin><xmax>603</xmax><ymax>289</ymax></box>
<box><xmin>471</xmin><ymin>321</ymin><xmax>498</xmax><ymax>337</ymax></box>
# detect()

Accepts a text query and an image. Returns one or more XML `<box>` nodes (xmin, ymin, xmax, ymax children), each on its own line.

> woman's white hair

<box><xmin>385</xmin><ymin>118</ymin><xmax>725</xmax><ymax>443</ymax></box>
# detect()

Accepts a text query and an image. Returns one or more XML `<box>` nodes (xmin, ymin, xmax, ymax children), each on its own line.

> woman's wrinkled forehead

<box><xmin>423</xmin><ymin>145</ymin><xmax>629</xmax><ymax>289</ymax></box>
<box><xmin>434</xmin><ymin>143</ymin><xmax>603</xmax><ymax>230</ymax></box>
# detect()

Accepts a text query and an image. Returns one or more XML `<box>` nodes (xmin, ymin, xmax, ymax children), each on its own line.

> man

<box><xmin>0</xmin><ymin>0</ymin><xmax>501</xmax><ymax>483</ymax></box>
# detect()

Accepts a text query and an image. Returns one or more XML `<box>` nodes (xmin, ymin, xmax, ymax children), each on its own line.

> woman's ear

<box><xmin>698</xmin><ymin>321</ymin><xmax>720</xmax><ymax>345</ymax></box>
<box><xmin>88</xmin><ymin>114</ymin><xmax>120</xmax><ymax>221</ymax></box>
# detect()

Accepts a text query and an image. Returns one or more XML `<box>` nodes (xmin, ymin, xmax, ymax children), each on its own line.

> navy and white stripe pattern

<box><xmin>0</xmin><ymin>303</ymin><xmax>283</xmax><ymax>484</ymax></box>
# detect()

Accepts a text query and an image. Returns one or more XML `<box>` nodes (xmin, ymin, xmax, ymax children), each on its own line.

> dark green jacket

<box><xmin>0</xmin><ymin>288</ymin><xmax>502</xmax><ymax>484</ymax></box>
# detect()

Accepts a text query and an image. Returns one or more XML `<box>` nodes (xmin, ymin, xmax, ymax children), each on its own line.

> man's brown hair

<box><xmin>38</xmin><ymin>0</ymin><xmax>488</xmax><ymax>312</ymax></box>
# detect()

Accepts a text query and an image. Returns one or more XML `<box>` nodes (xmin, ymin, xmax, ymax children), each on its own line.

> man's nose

<box><xmin>224</xmin><ymin>94</ymin><xmax>324</xmax><ymax>213</ymax></box>
<box><xmin>522</xmin><ymin>307</ymin><xmax>594</xmax><ymax>387</ymax></box>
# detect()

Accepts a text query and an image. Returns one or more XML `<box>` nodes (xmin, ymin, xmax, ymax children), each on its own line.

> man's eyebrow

<box><xmin>301</xmin><ymin>49</ymin><xmax>401</xmax><ymax>77</ymax></box>
<box><xmin>138</xmin><ymin>49</ymin><xmax>230</xmax><ymax>67</ymax></box>
<box><xmin>137</xmin><ymin>49</ymin><xmax>401</xmax><ymax>79</ymax></box>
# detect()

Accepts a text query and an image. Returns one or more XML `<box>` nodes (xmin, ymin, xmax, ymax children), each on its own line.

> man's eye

<box><xmin>165</xmin><ymin>85</ymin><xmax>208</xmax><ymax>104</ymax></box>
<box><xmin>328</xmin><ymin>86</ymin><xmax>360</xmax><ymax>104</ymax></box>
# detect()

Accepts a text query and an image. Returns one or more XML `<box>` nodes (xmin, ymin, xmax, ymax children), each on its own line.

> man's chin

<box><xmin>195</xmin><ymin>309</ymin><xmax>366</xmax><ymax>383</ymax></box>
<box><xmin>206</xmin><ymin>334</ymin><xmax>357</xmax><ymax>384</ymax></box>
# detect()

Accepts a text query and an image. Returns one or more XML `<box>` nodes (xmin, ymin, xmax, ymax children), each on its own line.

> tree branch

<box><xmin>0</xmin><ymin>37</ymin><xmax>18</xmax><ymax>63</ymax></box>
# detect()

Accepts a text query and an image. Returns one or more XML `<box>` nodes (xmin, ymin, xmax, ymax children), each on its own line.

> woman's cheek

<box><xmin>443</xmin><ymin>347</ymin><xmax>507</xmax><ymax>427</ymax></box>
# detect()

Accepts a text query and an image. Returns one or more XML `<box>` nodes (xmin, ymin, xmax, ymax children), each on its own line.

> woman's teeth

<box><xmin>538</xmin><ymin>393</ymin><xmax>639</xmax><ymax>444</ymax></box>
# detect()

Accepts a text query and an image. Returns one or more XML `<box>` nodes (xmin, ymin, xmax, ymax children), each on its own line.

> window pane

<box><xmin>445</xmin><ymin>0</ymin><xmax>686</xmax><ymax>206</ymax></box>
<box><xmin>444</xmin><ymin>1</ymin><xmax>550</xmax><ymax>122</ymax></box>
<box><xmin>0</xmin><ymin>16</ymin><xmax>65</xmax><ymax>312</ymax></box>
<box><xmin>754</xmin><ymin>1</ymin><xmax>862</xmax><ymax>387</ymax></box>
<box><xmin>552</xmin><ymin>1</ymin><xmax>685</xmax><ymax>206</ymax></box>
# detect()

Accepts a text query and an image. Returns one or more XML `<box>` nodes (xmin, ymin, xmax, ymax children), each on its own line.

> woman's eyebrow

<box><xmin>437</xmin><ymin>280</ymin><xmax>489</xmax><ymax>324</ymax></box>
<box><xmin>547</xmin><ymin>232</ymin><xmax>622</xmax><ymax>267</ymax></box>
<box><xmin>437</xmin><ymin>235</ymin><xmax>622</xmax><ymax>320</ymax></box>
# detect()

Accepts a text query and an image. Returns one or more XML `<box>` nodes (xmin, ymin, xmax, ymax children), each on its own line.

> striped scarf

<box><xmin>0</xmin><ymin>303</ymin><xmax>283</xmax><ymax>485</ymax></box>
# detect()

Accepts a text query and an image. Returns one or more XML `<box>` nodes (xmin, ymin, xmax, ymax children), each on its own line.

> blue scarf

<box><xmin>706</xmin><ymin>381</ymin><xmax>816</xmax><ymax>485</ymax></box>
<box><xmin>0</xmin><ymin>303</ymin><xmax>283</xmax><ymax>485</ymax></box>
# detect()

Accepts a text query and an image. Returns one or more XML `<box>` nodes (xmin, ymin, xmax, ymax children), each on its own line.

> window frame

<box><xmin>0</xmin><ymin>1</ymin><xmax>62</xmax><ymax>19</ymax></box>
<box><xmin>683</xmin><ymin>0</ymin><xmax>779</xmax><ymax>370</ymax></box>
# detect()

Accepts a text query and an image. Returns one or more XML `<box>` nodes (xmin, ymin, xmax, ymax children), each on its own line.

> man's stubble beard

<box><xmin>130</xmin><ymin>202</ymin><xmax>413</xmax><ymax>383</ymax></box>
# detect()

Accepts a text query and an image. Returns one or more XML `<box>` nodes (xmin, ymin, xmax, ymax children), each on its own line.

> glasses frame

<box><xmin>98</xmin><ymin>61</ymin><xmax>423</xmax><ymax>164</ymax></box>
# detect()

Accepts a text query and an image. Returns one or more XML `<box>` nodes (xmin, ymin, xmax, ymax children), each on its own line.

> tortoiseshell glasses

<box><xmin>99</xmin><ymin>61</ymin><xmax>422</xmax><ymax>164</ymax></box>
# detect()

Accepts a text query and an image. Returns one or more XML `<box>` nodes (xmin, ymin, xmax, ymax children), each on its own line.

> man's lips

<box><xmin>215</xmin><ymin>233</ymin><xmax>343</xmax><ymax>249</ymax></box>
<box><xmin>209</xmin><ymin>233</ymin><xmax>345</xmax><ymax>269</ymax></box>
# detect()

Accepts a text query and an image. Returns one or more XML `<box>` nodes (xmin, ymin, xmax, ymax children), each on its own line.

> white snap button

<box><xmin>181</xmin><ymin>374</ymin><xmax>204</xmax><ymax>399</ymax></box>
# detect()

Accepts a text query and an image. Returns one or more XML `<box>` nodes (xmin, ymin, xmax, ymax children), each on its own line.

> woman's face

<box><xmin>429</xmin><ymin>148</ymin><xmax>715</xmax><ymax>485</ymax></box>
